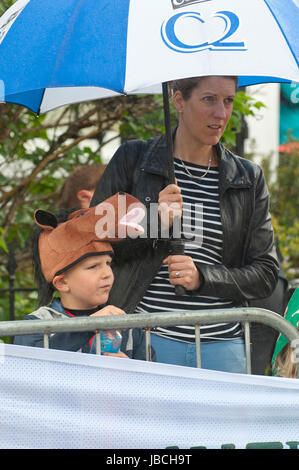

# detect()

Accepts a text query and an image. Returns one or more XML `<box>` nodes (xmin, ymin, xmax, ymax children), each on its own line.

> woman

<box><xmin>91</xmin><ymin>75</ymin><xmax>279</xmax><ymax>373</ymax></box>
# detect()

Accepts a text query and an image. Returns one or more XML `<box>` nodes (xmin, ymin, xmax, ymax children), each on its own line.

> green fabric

<box><xmin>272</xmin><ymin>289</ymin><xmax>299</xmax><ymax>367</ymax></box>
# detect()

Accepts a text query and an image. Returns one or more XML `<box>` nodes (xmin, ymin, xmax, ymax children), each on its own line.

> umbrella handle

<box><xmin>169</xmin><ymin>235</ymin><xmax>187</xmax><ymax>296</ymax></box>
<box><xmin>162</xmin><ymin>83</ymin><xmax>186</xmax><ymax>295</ymax></box>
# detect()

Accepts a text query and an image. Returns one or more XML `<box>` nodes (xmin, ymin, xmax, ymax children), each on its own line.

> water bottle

<box><xmin>90</xmin><ymin>329</ymin><xmax>122</xmax><ymax>354</ymax></box>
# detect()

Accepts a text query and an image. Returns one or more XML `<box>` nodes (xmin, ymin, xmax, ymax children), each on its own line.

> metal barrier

<box><xmin>1</xmin><ymin>307</ymin><xmax>299</xmax><ymax>377</ymax></box>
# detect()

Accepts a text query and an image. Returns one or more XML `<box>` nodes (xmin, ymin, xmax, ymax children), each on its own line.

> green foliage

<box><xmin>269</xmin><ymin>152</ymin><xmax>299</xmax><ymax>226</ymax></box>
<box><xmin>120</xmin><ymin>95</ymin><xmax>167</xmax><ymax>141</ymax></box>
<box><xmin>0</xmin><ymin>227</ymin><xmax>8</xmax><ymax>252</ymax></box>
<box><xmin>267</xmin><ymin>150</ymin><xmax>299</xmax><ymax>280</ymax></box>
<box><xmin>222</xmin><ymin>91</ymin><xmax>265</xmax><ymax>147</ymax></box>
<box><xmin>272</xmin><ymin>218</ymin><xmax>299</xmax><ymax>280</ymax></box>
<box><xmin>0</xmin><ymin>0</ymin><xmax>13</xmax><ymax>15</ymax></box>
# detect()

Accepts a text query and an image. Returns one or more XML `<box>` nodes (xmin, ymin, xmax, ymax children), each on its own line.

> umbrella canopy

<box><xmin>0</xmin><ymin>0</ymin><xmax>298</xmax><ymax>114</ymax></box>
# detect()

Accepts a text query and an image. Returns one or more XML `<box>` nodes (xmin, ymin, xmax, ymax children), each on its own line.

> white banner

<box><xmin>1</xmin><ymin>343</ymin><xmax>299</xmax><ymax>449</ymax></box>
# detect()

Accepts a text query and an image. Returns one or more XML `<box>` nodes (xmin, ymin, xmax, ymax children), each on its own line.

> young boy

<box><xmin>14</xmin><ymin>192</ymin><xmax>151</xmax><ymax>359</ymax></box>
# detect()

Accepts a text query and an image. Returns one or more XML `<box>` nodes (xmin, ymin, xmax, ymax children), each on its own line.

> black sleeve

<box><xmin>91</xmin><ymin>140</ymin><xmax>141</xmax><ymax>206</ymax></box>
<box><xmin>195</xmin><ymin>168</ymin><xmax>279</xmax><ymax>301</ymax></box>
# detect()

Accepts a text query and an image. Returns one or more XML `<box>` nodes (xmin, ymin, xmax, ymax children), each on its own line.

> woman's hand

<box><xmin>163</xmin><ymin>255</ymin><xmax>200</xmax><ymax>291</ymax></box>
<box><xmin>158</xmin><ymin>181</ymin><xmax>182</xmax><ymax>230</ymax></box>
<box><xmin>90</xmin><ymin>306</ymin><xmax>126</xmax><ymax>317</ymax></box>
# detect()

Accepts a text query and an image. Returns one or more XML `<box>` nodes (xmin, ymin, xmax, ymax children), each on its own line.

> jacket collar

<box><xmin>49</xmin><ymin>297</ymin><xmax>106</xmax><ymax>316</ymax></box>
<box><xmin>216</xmin><ymin>144</ymin><xmax>253</xmax><ymax>196</ymax></box>
<box><xmin>49</xmin><ymin>297</ymin><xmax>65</xmax><ymax>313</ymax></box>
<box><xmin>142</xmin><ymin>129</ymin><xmax>253</xmax><ymax>192</ymax></box>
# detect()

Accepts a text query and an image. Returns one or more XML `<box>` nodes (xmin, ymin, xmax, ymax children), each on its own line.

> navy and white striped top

<box><xmin>134</xmin><ymin>158</ymin><xmax>243</xmax><ymax>343</ymax></box>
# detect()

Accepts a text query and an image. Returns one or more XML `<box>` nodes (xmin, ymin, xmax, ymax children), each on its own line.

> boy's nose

<box><xmin>102</xmin><ymin>265</ymin><xmax>113</xmax><ymax>279</ymax></box>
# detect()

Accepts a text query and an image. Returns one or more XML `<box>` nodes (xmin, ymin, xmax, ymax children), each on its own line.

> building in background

<box><xmin>244</xmin><ymin>82</ymin><xmax>299</xmax><ymax>181</ymax></box>
<box><xmin>279</xmin><ymin>83</ymin><xmax>299</xmax><ymax>151</ymax></box>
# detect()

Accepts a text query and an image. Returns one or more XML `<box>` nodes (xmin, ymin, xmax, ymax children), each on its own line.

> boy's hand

<box><xmin>90</xmin><ymin>306</ymin><xmax>126</xmax><ymax>317</ymax></box>
<box><xmin>90</xmin><ymin>306</ymin><xmax>127</xmax><ymax>358</ymax></box>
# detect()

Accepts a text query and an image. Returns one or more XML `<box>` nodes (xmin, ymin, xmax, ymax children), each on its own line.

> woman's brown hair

<box><xmin>169</xmin><ymin>75</ymin><xmax>238</xmax><ymax>100</ymax></box>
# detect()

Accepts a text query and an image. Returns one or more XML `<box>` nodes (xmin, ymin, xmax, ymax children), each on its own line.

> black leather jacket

<box><xmin>91</xmin><ymin>133</ymin><xmax>279</xmax><ymax>314</ymax></box>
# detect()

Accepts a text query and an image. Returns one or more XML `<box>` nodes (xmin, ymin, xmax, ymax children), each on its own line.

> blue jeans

<box><xmin>151</xmin><ymin>334</ymin><xmax>247</xmax><ymax>374</ymax></box>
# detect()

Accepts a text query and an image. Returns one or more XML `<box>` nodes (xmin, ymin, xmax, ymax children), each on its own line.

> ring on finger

<box><xmin>175</xmin><ymin>271</ymin><xmax>180</xmax><ymax>278</ymax></box>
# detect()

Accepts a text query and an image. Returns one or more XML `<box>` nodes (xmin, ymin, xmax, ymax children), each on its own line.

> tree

<box><xmin>267</xmin><ymin>149</ymin><xmax>299</xmax><ymax>280</ymax></box>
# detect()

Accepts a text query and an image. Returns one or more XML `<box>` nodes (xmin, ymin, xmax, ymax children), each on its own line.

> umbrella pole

<box><xmin>162</xmin><ymin>82</ymin><xmax>186</xmax><ymax>296</ymax></box>
<box><xmin>162</xmin><ymin>82</ymin><xmax>175</xmax><ymax>185</ymax></box>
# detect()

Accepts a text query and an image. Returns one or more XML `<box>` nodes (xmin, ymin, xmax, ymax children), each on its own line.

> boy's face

<box><xmin>55</xmin><ymin>254</ymin><xmax>114</xmax><ymax>310</ymax></box>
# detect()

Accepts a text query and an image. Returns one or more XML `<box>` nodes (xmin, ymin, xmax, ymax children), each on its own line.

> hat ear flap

<box><xmin>34</xmin><ymin>210</ymin><xmax>58</xmax><ymax>230</ymax></box>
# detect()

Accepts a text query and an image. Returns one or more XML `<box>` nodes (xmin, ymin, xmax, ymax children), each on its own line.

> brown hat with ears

<box><xmin>35</xmin><ymin>192</ymin><xmax>145</xmax><ymax>283</ymax></box>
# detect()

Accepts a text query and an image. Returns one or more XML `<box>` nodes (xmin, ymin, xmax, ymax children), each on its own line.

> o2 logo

<box><xmin>161</xmin><ymin>10</ymin><xmax>246</xmax><ymax>53</ymax></box>
<box><xmin>171</xmin><ymin>0</ymin><xmax>212</xmax><ymax>8</ymax></box>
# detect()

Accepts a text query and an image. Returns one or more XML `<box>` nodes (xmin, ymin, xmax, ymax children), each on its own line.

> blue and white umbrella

<box><xmin>0</xmin><ymin>0</ymin><xmax>298</xmax><ymax>114</ymax></box>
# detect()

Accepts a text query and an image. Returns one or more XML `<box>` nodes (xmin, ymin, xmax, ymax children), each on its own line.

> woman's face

<box><xmin>173</xmin><ymin>76</ymin><xmax>236</xmax><ymax>147</ymax></box>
